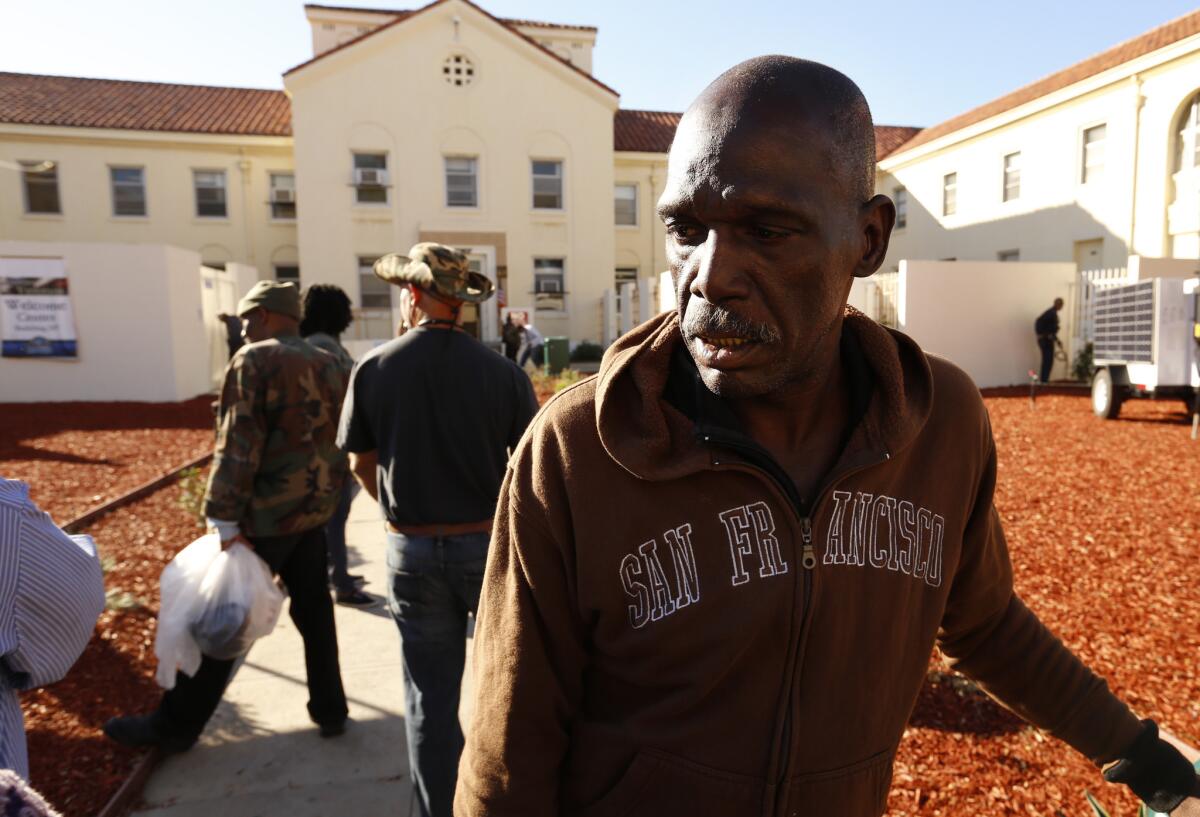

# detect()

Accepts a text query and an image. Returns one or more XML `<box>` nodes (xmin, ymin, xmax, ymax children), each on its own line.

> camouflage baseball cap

<box><xmin>373</xmin><ymin>242</ymin><xmax>494</xmax><ymax>304</ymax></box>
<box><xmin>236</xmin><ymin>280</ymin><xmax>302</xmax><ymax>320</ymax></box>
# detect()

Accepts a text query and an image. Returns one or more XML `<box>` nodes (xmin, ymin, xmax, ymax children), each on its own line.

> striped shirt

<box><xmin>0</xmin><ymin>480</ymin><xmax>105</xmax><ymax>779</ymax></box>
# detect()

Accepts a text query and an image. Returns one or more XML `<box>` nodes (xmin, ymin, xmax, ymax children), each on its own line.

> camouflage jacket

<box><xmin>204</xmin><ymin>334</ymin><xmax>348</xmax><ymax>537</ymax></box>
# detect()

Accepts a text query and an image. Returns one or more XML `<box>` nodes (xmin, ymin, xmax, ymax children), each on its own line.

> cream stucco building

<box><xmin>2</xmin><ymin>1</ymin><xmax>1198</xmax><ymax>367</ymax></box>
<box><xmin>877</xmin><ymin>10</ymin><xmax>1200</xmax><ymax>274</ymax></box>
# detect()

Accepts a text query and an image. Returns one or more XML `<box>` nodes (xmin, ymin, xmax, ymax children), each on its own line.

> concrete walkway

<box><xmin>131</xmin><ymin>492</ymin><xmax>431</xmax><ymax>817</ymax></box>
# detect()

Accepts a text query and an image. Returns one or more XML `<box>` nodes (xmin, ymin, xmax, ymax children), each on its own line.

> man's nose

<box><xmin>689</xmin><ymin>230</ymin><xmax>750</xmax><ymax>304</ymax></box>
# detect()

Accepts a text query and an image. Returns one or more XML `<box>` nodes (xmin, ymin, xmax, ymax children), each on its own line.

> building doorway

<box><xmin>455</xmin><ymin>247</ymin><xmax>498</xmax><ymax>344</ymax></box>
<box><xmin>1074</xmin><ymin>238</ymin><xmax>1103</xmax><ymax>272</ymax></box>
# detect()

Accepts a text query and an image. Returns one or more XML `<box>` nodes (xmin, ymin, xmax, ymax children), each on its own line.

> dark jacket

<box><xmin>456</xmin><ymin>310</ymin><xmax>1142</xmax><ymax>817</ymax></box>
<box><xmin>1035</xmin><ymin>307</ymin><xmax>1060</xmax><ymax>337</ymax></box>
<box><xmin>204</xmin><ymin>334</ymin><xmax>348</xmax><ymax>537</ymax></box>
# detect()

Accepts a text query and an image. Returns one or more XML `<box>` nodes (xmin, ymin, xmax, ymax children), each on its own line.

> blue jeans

<box><xmin>325</xmin><ymin>478</ymin><xmax>360</xmax><ymax>592</ymax></box>
<box><xmin>517</xmin><ymin>343</ymin><xmax>543</xmax><ymax>368</ymax></box>
<box><xmin>385</xmin><ymin>530</ymin><xmax>489</xmax><ymax>817</ymax></box>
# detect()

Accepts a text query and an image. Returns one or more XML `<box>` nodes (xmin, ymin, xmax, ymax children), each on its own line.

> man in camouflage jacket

<box><xmin>104</xmin><ymin>281</ymin><xmax>351</xmax><ymax>752</ymax></box>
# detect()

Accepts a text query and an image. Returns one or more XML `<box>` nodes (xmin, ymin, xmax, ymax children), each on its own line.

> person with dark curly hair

<box><xmin>301</xmin><ymin>284</ymin><xmax>373</xmax><ymax>606</ymax></box>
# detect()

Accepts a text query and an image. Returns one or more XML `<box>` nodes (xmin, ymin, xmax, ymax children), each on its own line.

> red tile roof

<box><xmin>874</xmin><ymin>126</ymin><xmax>924</xmax><ymax>160</ymax></box>
<box><xmin>0</xmin><ymin>72</ymin><xmax>292</xmax><ymax>136</ymax></box>
<box><xmin>615</xmin><ymin>110</ymin><xmax>925</xmax><ymax>159</ymax></box>
<box><xmin>304</xmin><ymin>3</ymin><xmax>597</xmax><ymax>32</ymax></box>
<box><xmin>614</xmin><ymin>109</ymin><xmax>681</xmax><ymax>153</ymax></box>
<box><xmin>890</xmin><ymin>8</ymin><xmax>1200</xmax><ymax>157</ymax></box>
<box><xmin>287</xmin><ymin>0</ymin><xmax>617</xmax><ymax>99</ymax></box>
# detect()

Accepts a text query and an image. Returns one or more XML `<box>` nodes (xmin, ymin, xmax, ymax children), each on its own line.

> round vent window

<box><xmin>443</xmin><ymin>54</ymin><xmax>476</xmax><ymax>87</ymax></box>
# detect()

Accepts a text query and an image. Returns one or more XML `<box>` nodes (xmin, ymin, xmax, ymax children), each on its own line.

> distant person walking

<box><xmin>1035</xmin><ymin>297</ymin><xmax>1064</xmax><ymax>383</ymax></box>
<box><xmin>501</xmin><ymin>313</ymin><xmax>522</xmax><ymax>362</ymax></box>
<box><xmin>337</xmin><ymin>243</ymin><xmax>538</xmax><ymax>817</ymax></box>
<box><xmin>301</xmin><ymin>284</ymin><xmax>373</xmax><ymax>607</ymax></box>
<box><xmin>105</xmin><ymin>281</ymin><xmax>351</xmax><ymax>752</ymax></box>
<box><xmin>0</xmin><ymin>479</ymin><xmax>105</xmax><ymax>779</ymax></box>
<box><xmin>517</xmin><ymin>321</ymin><xmax>544</xmax><ymax>369</ymax></box>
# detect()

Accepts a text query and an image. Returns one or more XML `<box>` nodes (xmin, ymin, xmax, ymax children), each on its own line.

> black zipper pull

<box><xmin>800</xmin><ymin>517</ymin><xmax>817</xmax><ymax>570</ymax></box>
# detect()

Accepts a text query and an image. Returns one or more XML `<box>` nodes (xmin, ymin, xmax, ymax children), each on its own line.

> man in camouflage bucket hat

<box><xmin>337</xmin><ymin>243</ymin><xmax>537</xmax><ymax>817</ymax></box>
<box><xmin>105</xmin><ymin>280</ymin><xmax>351</xmax><ymax>752</ymax></box>
<box><xmin>373</xmin><ymin>242</ymin><xmax>494</xmax><ymax>305</ymax></box>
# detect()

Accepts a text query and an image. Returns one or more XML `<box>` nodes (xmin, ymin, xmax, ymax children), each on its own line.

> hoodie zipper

<box><xmin>703</xmin><ymin>430</ymin><xmax>888</xmax><ymax>816</ymax></box>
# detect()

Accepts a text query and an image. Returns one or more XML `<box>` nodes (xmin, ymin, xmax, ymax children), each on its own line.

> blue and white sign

<box><xmin>0</xmin><ymin>257</ymin><xmax>76</xmax><ymax>358</ymax></box>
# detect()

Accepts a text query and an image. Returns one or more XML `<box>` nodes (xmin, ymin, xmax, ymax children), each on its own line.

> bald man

<box><xmin>455</xmin><ymin>58</ymin><xmax>1200</xmax><ymax>816</ymax></box>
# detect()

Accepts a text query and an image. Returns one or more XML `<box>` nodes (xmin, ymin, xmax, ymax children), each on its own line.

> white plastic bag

<box><xmin>154</xmin><ymin>534</ymin><xmax>284</xmax><ymax>689</ymax></box>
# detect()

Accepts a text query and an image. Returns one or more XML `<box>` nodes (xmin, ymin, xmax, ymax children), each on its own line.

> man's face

<box><xmin>657</xmin><ymin>110</ymin><xmax>868</xmax><ymax>399</ymax></box>
<box><xmin>240</xmin><ymin>307</ymin><xmax>270</xmax><ymax>344</ymax></box>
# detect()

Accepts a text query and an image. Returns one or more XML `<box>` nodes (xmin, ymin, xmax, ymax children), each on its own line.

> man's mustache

<box><xmin>682</xmin><ymin>303</ymin><xmax>780</xmax><ymax>343</ymax></box>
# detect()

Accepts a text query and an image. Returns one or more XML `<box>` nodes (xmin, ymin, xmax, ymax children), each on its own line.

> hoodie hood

<box><xmin>595</xmin><ymin>308</ymin><xmax>935</xmax><ymax>482</ymax></box>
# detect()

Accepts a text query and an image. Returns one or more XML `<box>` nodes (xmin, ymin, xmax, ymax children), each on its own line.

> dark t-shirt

<box><xmin>337</xmin><ymin>326</ymin><xmax>539</xmax><ymax>526</ymax></box>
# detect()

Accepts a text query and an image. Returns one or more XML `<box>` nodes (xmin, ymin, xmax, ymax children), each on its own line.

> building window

<box><xmin>20</xmin><ymin>160</ymin><xmax>60</xmax><ymax>214</ymax></box>
<box><xmin>615</xmin><ymin>183</ymin><xmax>637</xmax><ymax>225</ymax></box>
<box><xmin>997</xmin><ymin>249</ymin><xmax>1020</xmax><ymax>262</ymax></box>
<box><xmin>357</xmin><ymin>255</ymin><xmax>390</xmax><ymax>308</ymax></box>
<box><xmin>1003</xmin><ymin>152</ymin><xmax>1020</xmax><ymax>202</ymax></box>
<box><xmin>269</xmin><ymin>173</ymin><xmax>296</xmax><ymax>219</ymax></box>
<box><xmin>532</xmin><ymin>160</ymin><xmax>563</xmax><ymax>209</ymax></box>
<box><xmin>353</xmin><ymin>153</ymin><xmax>388</xmax><ymax>204</ymax></box>
<box><xmin>1174</xmin><ymin>92</ymin><xmax>1199</xmax><ymax>172</ymax></box>
<box><xmin>893</xmin><ymin>187</ymin><xmax>907</xmax><ymax>229</ymax></box>
<box><xmin>274</xmin><ymin>265</ymin><xmax>299</xmax><ymax>283</ymax></box>
<box><xmin>534</xmin><ymin>258</ymin><xmax>565</xmax><ymax>311</ymax></box>
<box><xmin>445</xmin><ymin>157</ymin><xmax>478</xmax><ymax>207</ymax></box>
<box><xmin>110</xmin><ymin>167</ymin><xmax>146</xmax><ymax>217</ymax></box>
<box><xmin>1082</xmin><ymin>124</ymin><xmax>1106</xmax><ymax>184</ymax></box>
<box><xmin>194</xmin><ymin>170</ymin><xmax>227</xmax><ymax>218</ymax></box>
<box><xmin>443</xmin><ymin>54</ymin><xmax>475</xmax><ymax>87</ymax></box>
<box><xmin>942</xmin><ymin>172</ymin><xmax>957</xmax><ymax>216</ymax></box>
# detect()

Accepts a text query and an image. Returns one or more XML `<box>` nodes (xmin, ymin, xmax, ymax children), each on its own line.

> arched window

<box><xmin>1174</xmin><ymin>91</ymin><xmax>1199</xmax><ymax>174</ymax></box>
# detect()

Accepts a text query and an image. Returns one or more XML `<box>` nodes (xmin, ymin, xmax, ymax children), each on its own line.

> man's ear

<box><xmin>854</xmin><ymin>194</ymin><xmax>896</xmax><ymax>279</ymax></box>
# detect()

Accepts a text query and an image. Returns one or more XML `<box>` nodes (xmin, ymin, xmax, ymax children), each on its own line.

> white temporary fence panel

<box><xmin>0</xmin><ymin>241</ymin><xmax>213</xmax><ymax>402</ymax></box>
<box><xmin>891</xmin><ymin>260</ymin><xmax>1078</xmax><ymax>388</ymax></box>
<box><xmin>638</xmin><ymin>277</ymin><xmax>655</xmax><ymax>324</ymax></box>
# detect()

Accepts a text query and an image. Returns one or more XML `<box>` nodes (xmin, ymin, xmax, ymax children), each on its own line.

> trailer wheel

<box><xmin>1091</xmin><ymin>368</ymin><xmax>1123</xmax><ymax>419</ymax></box>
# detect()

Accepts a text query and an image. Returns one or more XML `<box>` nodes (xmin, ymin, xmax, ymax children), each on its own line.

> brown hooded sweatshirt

<box><xmin>456</xmin><ymin>310</ymin><xmax>1143</xmax><ymax>817</ymax></box>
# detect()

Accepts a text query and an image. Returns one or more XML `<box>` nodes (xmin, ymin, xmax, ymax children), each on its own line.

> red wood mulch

<box><xmin>1</xmin><ymin>399</ymin><xmax>213</xmax><ymax>816</ymax></box>
<box><xmin>3</xmin><ymin>392</ymin><xmax>1199</xmax><ymax>816</ymax></box>
<box><xmin>0</xmin><ymin>397</ymin><xmax>215</xmax><ymax>520</ymax></box>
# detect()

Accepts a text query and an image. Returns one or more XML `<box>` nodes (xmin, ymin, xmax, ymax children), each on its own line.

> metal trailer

<box><xmin>1089</xmin><ymin>276</ymin><xmax>1200</xmax><ymax>422</ymax></box>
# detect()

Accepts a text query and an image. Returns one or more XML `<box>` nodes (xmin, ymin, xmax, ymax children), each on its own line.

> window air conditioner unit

<box><xmin>354</xmin><ymin>168</ymin><xmax>388</xmax><ymax>186</ymax></box>
<box><xmin>540</xmin><ymin>280</ymin><xmax>562</xmax><ymax>293</ymax></box>
<box><xmin>271</xmin><ymin>188</ymin><xmax>294</xmax><ymax>204</ymax></box>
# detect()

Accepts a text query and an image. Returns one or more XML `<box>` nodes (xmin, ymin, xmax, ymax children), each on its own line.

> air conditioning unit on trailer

<box><xmin>354</xmin><ymin>168</ymin><xmax>389</xmax><ymax>187</ymax></box>
<box><xmin>1089</xmin><ymin>276</ymin><xmax>1200</xmax><ymax>421</ymax></box>
<box><xmin>270</xmin><ymin>188</ymin><xmax>294</xmax><ymax>204</ymax></box>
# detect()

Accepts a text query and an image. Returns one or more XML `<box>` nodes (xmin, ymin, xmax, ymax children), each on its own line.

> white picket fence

<box><xmin>1071</xmin><ymin>267</ymin><xmax>1135</xmax><ymax>352</ymax></box>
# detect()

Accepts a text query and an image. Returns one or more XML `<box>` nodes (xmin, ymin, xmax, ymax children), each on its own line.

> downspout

<box><xmin>237</xmin><ymin>148</ymin><xmax>256</xmax><ymax>269</ymax></box>
<box><xmin>1128</xmin><ymin>74</ymin><xmax>1144</xmax><ymax>260</ymax></box>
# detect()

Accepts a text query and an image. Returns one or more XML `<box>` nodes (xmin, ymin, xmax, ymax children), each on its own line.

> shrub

<box><xmin>570</xmin><ymin>341</ymin><xmax>604</xmax><ymax>363</ymax></box>
<box><xmin>176</xmin><ymin>466</ymin><xmax>208</xmax><ymax>529</ymax></box>
<box><xmin>1073</xmin><ymin>342</ymin><xmax>1095</xmax><ymax>382</ymax></box>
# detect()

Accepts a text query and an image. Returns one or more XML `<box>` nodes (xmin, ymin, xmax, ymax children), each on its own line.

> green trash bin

<box><xmin>544</xmin><ymin>336</ymin><xmax>570</xmax><ymax>375</ymax></box>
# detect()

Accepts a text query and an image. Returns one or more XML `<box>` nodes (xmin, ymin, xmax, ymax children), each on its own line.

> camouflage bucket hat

<box><xmin>373</xmin><ymin>242</ymin><xmax>494</xmax><ymax>304</ymax></box>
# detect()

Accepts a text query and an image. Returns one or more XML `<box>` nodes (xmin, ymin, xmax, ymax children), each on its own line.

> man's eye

<box><xmin>751</xmin><ymin>225</ymin><xmax>788</xmax><ymax>240</ymax></box>
<box><xmin>667</xmin><ymin>222</ymin><xmax>704</xmax><ymax>243</ymax></box>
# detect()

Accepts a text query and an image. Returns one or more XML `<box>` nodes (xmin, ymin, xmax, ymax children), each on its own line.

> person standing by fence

<box><xmin>1035</xmin><ymin>297</ymin><xmax>1064</xmax><ymax>383</ymax></box>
